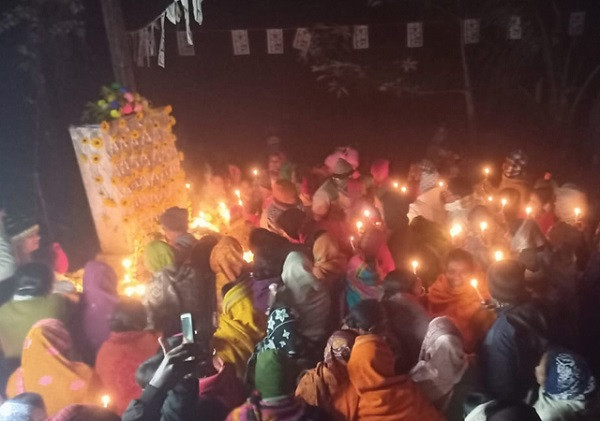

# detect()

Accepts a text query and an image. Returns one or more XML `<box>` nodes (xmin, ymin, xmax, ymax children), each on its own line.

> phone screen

<box><xmin>180</xmin><ymin>313</ymin><xmax>195</xmax><ymax>343</ymax></box>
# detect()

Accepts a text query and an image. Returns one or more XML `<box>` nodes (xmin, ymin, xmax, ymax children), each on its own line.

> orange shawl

<box><xmin>210</xmin><ymin>236</ymin><xmax>244</xmax><ymax>310</ymax></box>
<box><xmin>6</xmin><ymin>319</ymin><xmax>104</xmax><ymax>416</ymax></box>
<box><xmin>347</xmin><ymin>334</ymin><xmax>444</xmax><ymax>421</ymax></box>
<box><xmin>312</xmin><ymin>233</ymin><xmax>347</xmax><ymax>284</ymax></box>
<box><xmin>427</xmin><ymin>274</ymin><xmax>495</xmax><ymax>353</ymax></box>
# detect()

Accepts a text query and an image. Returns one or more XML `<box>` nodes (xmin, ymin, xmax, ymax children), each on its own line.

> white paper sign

<box><xmin>407</xmin><ymin>22</ymin><xmax>423</xmax><ymax>48</ymax></box>
<box><xmin>231</xmin><ymin>29</ymin><xmax>250</xmax><ymax>55</ymax></box>
<box><xmin>177</xmin><ymin>31</ymin><xmax>195</xmax><ymax>56</ymax></box>
<box><xmin>158</xmin><ymin>13</ymin><xmax>166</xmax><ymax>67</ymax></box>
<box><xmin>267</xmin><ymin>29</ymin><xmax>284</xmax><ymax>54</ymax></box>
<box><xmin>569</xmin><ymin>12</ymin><xmax>585</xmax><ymax>36</ymax></box>
<box><xmin>463</xmin><ymin>19</ymin><xmax>480</xmax><ymax>44</ymax></box>
<box><xmin>353</xmin><ymin>25</ymin><xmax>369</xmax><ymax>50</ymax></box>
<box><xmin>293</xmin><ymin>28</ymin><xmax>312</xmax><ymax>52</ymax></box>
<box><xmin>508</xmin><ymin>16</ymin><xmax>522</xmax><ymax>40</ymax></box>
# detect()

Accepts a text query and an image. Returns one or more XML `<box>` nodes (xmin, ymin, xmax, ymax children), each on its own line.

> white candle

<box><xmin>480</xmin><ymin>221</ymin><xmax>488</xmax><ymax>232</ymax></box>
<box><xmin>494</xmin><ymin>250</ymin><xmax>504</xmax><ymax>261</ymax></box>
<box><xmin>101</xmin><ymin>395</ymin><xmax>111</xmax><ymax>408</ymax></box>
<box><xmin>450</xmin><ymin>223</ymin><xmax>463</xmax><ymax>238</ymax></box>
<box><xmin>470</xmin><ymin>278</ymin><xmax>484</xmax><ymax>301</ymax></box>
<box><xmin>411</xmin><ymin>260</ymin><xmax>419</xmax><ymax>274</ymax></box>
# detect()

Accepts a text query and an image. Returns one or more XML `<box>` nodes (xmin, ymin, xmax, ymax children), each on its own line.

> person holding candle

<box><xmin>407</xmin><ymin>160</ymin><xmax>447</xmax><ymax>226</ymax></box>
<box><xmin>501</xmin><ymin>188</ymin><xmax>548</xmax><ymax>255</ymax></box>
<box><xmin>530</xmin><ymin>185</ymin><xmax>559</xmax><ymax>236</ymax></box>
<box><xmin>427</xmin><ymin>249</ymin><xmax>496</xmax><ymax>353</ymax></box>
<box><xmin>209</xmin><ymin>236</ymin><xmax>245</xmax><ymax>312</ymax></box>
<box><xmin>498</xmin><ymin>149</ymin><xmax>531</xmax><ymax>205</ymax></box>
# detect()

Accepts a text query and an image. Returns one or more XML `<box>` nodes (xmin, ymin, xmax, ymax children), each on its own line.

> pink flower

<box><xmin>70</xmin><ymin>380</ymin><xmax>86</xmax><ymax>391</ymax></box>
<box><xmin>38</xmin><ymin>375</ymin><xmax>53</xmax><ymax>386</ymax></box>
<box><xmin>122</xmin><ymin>103</ymin><xmax>133</xmax><ymax>114</ymax></box>
<box><xmin>123</xmin><ymin>92</ymin><xmax>134</xmax><ymax>102</ymax></box>
<box><xmin>134</xmin><ymin>103</ymin><xmax>143</xmax><ymax>113</ymax></box>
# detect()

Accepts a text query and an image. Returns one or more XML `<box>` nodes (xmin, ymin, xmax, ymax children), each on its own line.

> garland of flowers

<box><xmin>82</xmin><ymin>83</ymin><xmax>151</xmax><ymax>124</ymax></box>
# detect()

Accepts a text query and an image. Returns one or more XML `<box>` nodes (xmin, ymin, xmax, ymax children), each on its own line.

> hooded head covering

<box><xmin>419</xmin><ymin>159</ymin><xmax>439</xmax><ymax>194</ymax></box>
<box><xmin>544</xmin><ymin>349</ymin><xmax>596</xmax><ymax>400</ymax></box>
<box><xmin>158</xmin><ymin>207</ymin><xmax>189</xmax><ymax>232</ymax></box>
<box><xmin>209</xmin><ymin>236</ymin><xmax>244</xmax><ymax>282</ymax></box>
<box><xmin>255</xmin><ymin>350</ymin><xmax>296</xmax><ymax>399</ymax></box>
<box><xmin>487</xmin><ymin>260</ymin><xmax>527</xmax><ymax>304</ymax></box>
<box><xmin>143</xmin><ymin>241</ymin><xmax>175</xmax><ymax>272</ymax></box>
<box><xmin>324</xmin><ymin>330</ymin><xmax>357</xmax><ymax>364</ymax></box>
<box><xmin>81</xmin><ymin>261</ymin><xmax>119</xmax><ymax>354</ymax></box>
<box><xmin>503</xmin><ymin>149</ymin><xmax>528</xmax><ymax>178</ymax></box>
<box><xmin>312</xmin><ymin>232</ymin><xmax>347</xmax><ymax>283</ymax></box>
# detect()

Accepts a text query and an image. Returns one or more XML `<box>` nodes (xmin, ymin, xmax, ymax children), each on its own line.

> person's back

<box><xmin>0</xmin><ymin>263</ymin><xmax>72</xmax><ymax>359</ymax></box>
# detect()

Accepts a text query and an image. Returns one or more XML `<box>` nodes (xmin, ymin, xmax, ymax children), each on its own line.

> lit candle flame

<box><xmin>218</xmin><ymin>202</ymin><xmax>231</xmax><ymax>224</ymax></box>
<box><xmin>401</xmin><ymin>186</ymin><xmax>407</xmax><ymax>193</ymax></box>
<box><xmin>438</xmin><ymin>181</ymin><xmax>445</xmax><ymax>188</ymax></box>
<box><xmin>185</xmin><ymin>183</ymin><xmax>191</xmax><ymax>190</ymax></box>
<box><xmin>252</xmin><ymin>168</ymin><xmax>259</xmax><ymax>177</ymax></box>
<box><xmin>470</xmin><ymin>278</ymin><xmax>484</xmax><ymax>300</ymax></box>
<box><xmin>488</xmin><ymin>196</ymin><xmax>494</xmax><ymax>202</ymax></box>
<box><xmin>122</xmin><ymin>258</ymin><xmax>132</xmax><ymax>270</ymax></box>
<box><xmin>393</xmin><ymin>181</ymin><xmax>399</xmax><ymax>189</ymax></box>
<box><xmin>363</xmin><ymin>209</ymin><xmax>371</xmax><ymax>218</ymax></box>
<box><xmin>411</xmin><ymin>260</ymin><xmax>419</xmax><ymax>274</ymax></box>
<box><xmin>101</xmin><ymin>395</ymin><xmax>111</xmax><ymax>408</ymax></box>
<box><xmin>494</xmin><ymin>250</ymin><xmax>505</xmax><ymax>261</ymax></box>
<box><xmin>501</xmin><ymin>198</ymin><xmax>508</xmax><ymax>207</ymax></box>
<box><xmin>449</xmin><ymin>223</ymin><xmax>463</xmax><ymax>238</ymax></box>
<box><xmin>525</xmin><ymin>206</ymin><xmax>532</xmax><ymax>216</ymax></box>
<box><xmin>574</xmin><ymin>207</ymin><xmax>581</xmax><ymax>217</ymax></box>
<box><xmin>135</xmin><ymin>285</ymin><xmax>146</xmax><ymax>296</ymax></box>
<box><xmin>480</xmin><ymin>221</ymin><xmax>488</xmax><ymax>232</ymax></box>
<box><xmin>243</xmin><ymin>250</ymin><xmax>254</xmax><ymax>263</ymax></box>
<box><xmin>123</xmin><ymin>273</ymin><xmax>131</xmax><ymax>283</ymax></box>
<box><xmin>234</xmin><ymin>189</ymin><xmax>241</xmax><ymax>199</ymax></box>
<box><xmin>356</xmin><ymin>221</ymin><xmax>364</xmax><ymax>231</ymax></box>
<box><xmin>124</xmin><ymin>286</ymin><xmax>135</xmax><ymax>297</ymax></box>
<box><xmin>484</xmin><ymin>167</ymin><xmax>490</xmax><ymax>176</ymax></box>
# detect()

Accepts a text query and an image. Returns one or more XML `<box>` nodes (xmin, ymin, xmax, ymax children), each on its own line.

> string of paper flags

<box><xmin>131</xmin><ymin>3</ymin><xmax>587</xmax><ymax>68</ymax></box>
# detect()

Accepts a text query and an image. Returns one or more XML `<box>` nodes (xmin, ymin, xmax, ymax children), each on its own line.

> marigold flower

<box><xmin>92</xmin><ymin>138</ymin><xmax>103</xmax><ymax>149</ymax></box>
<box><xmin>91</xmin><ymin>154</ymin><xmax>101</xmax><ymax>164</ymax></box>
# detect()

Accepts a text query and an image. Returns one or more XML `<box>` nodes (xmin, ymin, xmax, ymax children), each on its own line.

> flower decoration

<box><xmin>164</xmin><ymin>105</ymin><xmax>173</xmax><ymax>114</ymax></box>
<box><xmin>131</xmin><ymin>130</ymin><xmax>140</xmax><ymax>140</ymax></box>
<box><xmin>103</xmin><ymin>198</ymin><xmax>117</xmax><ymax>207</ymax></box>
<box><xmin>94</xmin><ymin>175</ymin><xmax>104</xmax><ymax>184</ymax></box>
<box><xmin>118</xmin><ymin>119</ymin><xmax>127</xmax><ymax>129</ymax></box>
<box><xmin>81</xmin><ymin>83</ymin><xmax>153</xmax><ymax>124</ymax></box>
<box><xmin>91</xmin><ymin>154</ymin><xmax>101</xmax><ymax>164</ymax></box>
<box><xmin>121</xmin><ymin>199</ymin><xmax>129</xmax><ymax>207</ymax></box>
<box><xmin>91</xmin><ymin>138</ymin><xmax>103</xmax><ymax>149</ymax></box>
<box><xmin>169</xmin><ymin>116</ymin><xmax>176</xmax><ymax>126</ymax></box>
<box><xmin>100</xmin><ymin>121</ymin><xmax>110</xmax><ymax>132</ymax></box>
<box><xmin>80</xmin><ymin>154</ymin><xmax>88</xmax><ymax>164</ymax></box>
<box><xmin>81</xmin><ymin>137</ymin><xmax>89</xmax><ymax>145</ymax></box>
<box><xmin>136</xmin><ymin>112</ymin><xmax>144</xmax><ymax>121</ymax></box>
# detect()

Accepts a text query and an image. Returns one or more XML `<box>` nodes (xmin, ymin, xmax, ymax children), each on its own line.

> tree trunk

<box><xmin>101</xmin><ymin>0</ymin><xmax>136</xmax><ymax>90</ymax></box>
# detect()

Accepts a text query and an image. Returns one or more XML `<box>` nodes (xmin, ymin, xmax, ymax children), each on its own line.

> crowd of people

<box><xmin>1</xmin><ymin>142</ymin><xmax>600</xmax><ymax>420</ymax></box>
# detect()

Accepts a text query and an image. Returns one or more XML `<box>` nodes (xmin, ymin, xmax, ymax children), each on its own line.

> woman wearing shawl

<box><xmin>213</xmin><ymin>276</ymin><xmax>267</xmax><ymax>378</ymax></box>
<box><xmin>312</xmin><ymin>232</ymin><xmax>346</xmax><ymax>285</ymax></box>
<box><xmin>6</xmin><ymin>319</ymin><xmax>104</xmax><ymax>416</ymax></box>
<box><xmin>427</xmin><ymin>249</ymin><xmax>495</xmax><ymax>353</ymax></box>
<box><xmin>347</xmin><ymin>333</ymin><xmax>444</xmax><ymax>421</ymax></box>
<box><xmin>532</xmin><ymin>349</ymin><xmax>598</xmax><ymax>421</ymax></box>
<box><xmin>295</xmin><ymin>330</ymin><xmax>359</xmax><ymax>421</ymax></box>
<box><xmin>410</xmin><ymin>317</ymin><xmax>469</xmax><ymax>414</ymax></box>
<box><xmin>78</xmin><ymin>261</ymin><xmax>119</xmax><ymax>361</ymax></box>
<box><xmin>227</xmin><ymin>349</ymin><xmax>327</xmax><ymax>421</ymax></box>
<box><xmin>95</xmin><ymin>300</ymin><xmax>161</xmax><ymax>415</ymax></box>
<box><xmin>210</xmin><ymin>236</ymin><xmax>245</xmax><ymax>311</ymax></box>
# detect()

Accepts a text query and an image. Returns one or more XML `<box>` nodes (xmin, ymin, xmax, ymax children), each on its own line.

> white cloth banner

<box><xmin>293</xmin><ymin>28</ymin><xmax>312</xmax><ymax>52</ymax></box>
<box><xmin>407</xmin><ymin>22</ymin><xmax>423</xmax><ymax>48</ymax></box>
<box><xmin>177</xmin><ymin>30</ymin><xmax>195</xmax><ymax>56</ymax></box>
<box><xmin>180</xmin><ymin>0</ymin><xmax>193</xmax><ymax>45</ymax></box>
<box><xmin>231</xmin><ymin>30</ymin><xmax>250</xmax><ymax>55</ymax></box>
<box><xmin>569</xmin><ymin>12</ymin><xmax>585</xmax><ymax>36</ymax></box>
<box><xmin>353</xmin><ymin>25</ymin><xmax>369</xmax><ymax>49</ymax></box>
<box><xmin>192</xmin><ymin>0</ymin><xmax>203</xmax><ymax>25</ymax></box>
<box><xmin>462</xmin><ymin>19</ymin><xmax>480</xmax><ymax>44</ymax></box>
<box><xmin>165</xmin><ymin>2</ymin><xmax>181</xmax><ymax>24</ymax></box>
<box><xmin>508</xmin><ymin>16</ymin><xmax>522</xmax><ymax>40</ymax></box>
<box><xmin>267</xmin><ymin>29</ymin><xmax>284</xmax><ymax>54</ymax></box>
<box><xmin>158</xmin><ymin>13</ymin><xmax>166</xmax><ymax>67</ymax></box>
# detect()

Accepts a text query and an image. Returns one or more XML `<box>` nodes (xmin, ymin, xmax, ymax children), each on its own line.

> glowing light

<box><xmin>185</xmin><ymin>183</ymin><xmax>191</xmax><ymax>190</ymax></box>
<box><xmin>218</xmin><ymin>202</ymin><xmax>231</xmax><ymax>224</ymax></box>
<box><xmin>574</xmin><ymin>207</ymin><xmax>582</xmax><ymax>217</ymax></box>
<box><xmin>449</xmin><ymin>223</ymin><xmax>463</xmax><ymax>238</ymax></box>
<box><xmin>124</xmin><ymin>286</ymin><xmax>135</xmax><ymax>297</ymax></box>
<box><xmin>356</xmin><ymin>221</ymin><xmax>364</xmax><ymax>231</ymax></box>
<box><xmin>191</xmin><ymin>211</ymin><xmax>220</xmax><ymax>232</ymax></box>
<box><xmin>375</xmin><ymin>221</ymin><xmax>382</xmax><ymax>227</ymax></box>
<box><xmin>401</xmin><ymin>186</ymin><xmax>408</xmax><ymax>193</ymax></box>
<box><xmin>480</xmin><ymin>221</ymin><xmax>488</xmax><ymax>232</ymax></box>
<box><xmin>501</xmin><ymin>198</ymin><xmax>508</xmax><ymax>207</ymax></box>
<box><xmin>470</xmin><ymin>278</ymin><xmax>484</xmax><ymax>300</ymax></box>
<box><xmin>488</xmin><ymin>196</ymin><xmax>494</xmax><ymax>202</ymax></box>
<box><xmin>484</xmin><ymin>167</ymin><xmax>491</xmax><ymax>176</ymax></box>
<box><xmin>101</xmin><ymin>395</ymin><xmax>111</xmax><ymax>408</ymax></box>
<box><xmin>393</xmin><ymin>181</ymin><xmax>399</xmax><ymax>189</ymax></box>
<box><xmin>252</xmin><ymin>168</ymin><xmax>259</xmax><ymax>177</ymax></box>
<box><xmin>234</xmin><ymin>189</ymin><xmax>241</xmax><ymax>199</ymax></box>
<box><xmin>135</xmin><ymin>285</ymin><xmax>146</xmax><ymax>296</ymax></box>
<box><xmin>122</xmin><ymin>258</ymin><xmax>132</xmax><ymax>270</ymax></box>
<box><xmin>494</xmin><ymin>250</ymin><xmax>505</xmax><ymax>261</ymax></box>
<box><xmin>243</xmin><ymin>250</ymin><xmax>254</xmax><ymax>263</ymax></box>
<box><xmin>438</xmin><ymin>181</ymin><xmax>445</xmax><ymax>188</ymax></box>
<box><xmin>123</xmin><ymin>273</ymin><xmax>131</xmax><ymax>283</ymax></box>
<box><xmin>525</xmin><ymin>206</ymin><xmax>532</xmax><ymax>216</ymax></box>
<box><xmin>363</xmin><ymin>209</ymin><xmax>371</xmax><ymax>218</ymax></box>
<box><xmin>411</xmin><ymin>260</ymin><xmax>419</xmax><ymax>274</ymax></box>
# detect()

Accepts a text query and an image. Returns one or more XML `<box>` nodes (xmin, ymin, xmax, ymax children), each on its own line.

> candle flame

<box><xmin>488</xmin><ymin>196</ymin><xmax>494</xmax><ymax>202</ymax></box>
<box><xmin>124</xmin><ymin>286</ymin><xmax>135</xmax><ymax>297</ymax></box>
<box><xmin>525</xmin><ymin>206</ymin><xmax>532</xmax><ymax>216</ymax></box>
<box><xmin>101</xmin><ymin>395</ymin><xmax>111</xmax><ymax>408</ymax></box>
<box><xmin>135</xmin><ymin>285</ymin><xmax>146</xmax><ymax>296</ymax></box>
<box><xmin>243</xmin><ymin>250</ymin><xmax>254</xmax><ymax>263</ymax></box>
<box><xmin>470</xmin><ymin>278</ymin><xmax>478</xmax><ymax>289</ymax></box>
<box><xmin>401</xmin><ymin>186</ymin><xmax>408</xmax><ymax>193</ymax></box>
<box><xmin>411</xmin><ymin>260</ymin><xmax>419</xmax><ymax>270</ymax></box>
<box><xmin>574</xmin><ymin>207</ymin><xmax>581</xmax><ymax>217</ymax></box>
<box><xmin>185</xmin><ymin>183</ymin><xmax>191</xmax><ymax>190</ymax></box>
<box><xmin>449</xmin><ymin>223</ymin><xmax>463</xmax><ymax>238</ymax></box>
<box><xmin>252</xmin><ymin>168</ymin><xmax>259</xmax><ymax>176</ymax></box>
<box><xmin>501</xmin><ymin>198</ymin><xmax>508</xmax><ymax>207</ymax></box>
<box><xmin>438</xmin><ymin>181</ymin><xmax>445</xmax><ymax>188</ymax></box>
<box><xmin>356</xmin><ymin>221</ymin><xmax>364</xmax><ymax>231</ymax></box>
<box><xmin>234</xmin><ymin>189</ymin><xmax>241</xmax><ymax>199</ymax></box>
<box><xmin>363</xmin><ymin>209</ymin><xmax>371</xmax><ymax>218</ymax></box>
<box><xmin>122</xmin><ymin>258</ymin><xmax>132</xmax><ymax>270</ymax></box>
<box><xmin>494</xmin><ymin>250</ymin><xmax>504</xmax><ymax>261</ymax></box>
<box><xmin>392</xmin><ymin>181</ymin><xmax>399</xmax><ymax>189</ymax></box>
<box><xmin>484</xmin><ymin>167</ymin><xmax>490</xmax><ymax>175</ymax></box>
<box><xmin>480</xmin><ymin>221</ymin><xmax>488</xmax><ymax>232</ymax></box>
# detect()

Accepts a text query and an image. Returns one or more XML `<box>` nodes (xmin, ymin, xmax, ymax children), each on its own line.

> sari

<box><xmin>312</xmin><ymin>233</ymin><xmax>347</xmax><ymax>284</ymax></box>
<box><xmin>345</xmin><ymin>255</ymin><xmax>384</xmax><ymax>309</ymax></box>
<box><xmin>79</xmin><ymin>261</ymin><xmax>119</xmax><ymax>356</ymax></box>
<box><xmin>427</xmin><ymin>274</ymin><xmax>496</xmax><ymax>353</ymax></box>
<box><xmin>410</xmin><ymin>317</ymin><xmax>468</xmax><ymax>409</ymax></box>
<box><xmin>6</xmin><ymin>319</ymin><xmax>104</xmax><ymax>416</ymax></box>
<box><xmin>295</xmin><ymin>330</ymin><xmax>359</xmax><ymax>421</ymax></box>
<box><xmin>347</xmin><ymin>334</ymin><xmax>444</xmax><ymax>421</ymax></box>
<box><xmin>210</xmin><ymin>236</ymin><xmax>245</xmax><ymax>310</ymax></box>
<box><xmin>213</xmin><ymin>279</ymin><xmax>267</xmax><ymax>378</ymax></box>
<box><xmin>95</xmin><ymin>331</ymin><xmax>161</xmax><ymax>415</ymax></box>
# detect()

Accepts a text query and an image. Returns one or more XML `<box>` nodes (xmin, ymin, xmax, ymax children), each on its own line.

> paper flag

<box><xmin>158</xmin><ymin>13</ymin><xmax>165</xmax><ymax>67</ymax></box>
<box><xmin>177</xmin><ymin>31</ymin><xmax>195</xmax><ymax>56</ymax></box>
<box><xmin>407</xmin><ymin>22</ymin><xmax>423</xmax><ymax>48</ymax></box>
<box><xmin>293</xmin><ymin>28</ymin><xmax>312</xmax><ymax>52</ymax></box>
<box><xmin>192</xmin><ymin>0</ymin><xmax>203</xmax><ymax>25</ymax></box>
<box><xmin>463</xmin><ymin>19</ymin><xmax>480</xmax><ymax>44</ymax></box>
<box><xmin>267</xmin><ymin>29</ymin><xmax>284</xmax><ymax>54</ymax></box>
<box><xmin>508</xmin><ymin>16</ymin><xmax>522</xmax><ymax>40</ymax></box>
<box><xmin>569</xmin><ymin>12</ymin><xmax>585</xmax><ymax>36</ymax></box>
<box><xmin>353</xmin><ymin>25</ymin><xmax>369</xmax><ymax>50</ymax></box>
<box><xmin>231</xmin><ymin>30</ymin><xmax>250</xmax><ymax>55</ymax></box>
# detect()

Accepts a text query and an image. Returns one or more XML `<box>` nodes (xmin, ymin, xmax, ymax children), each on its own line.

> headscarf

<box><xmin>347</xmin><ymin>334</ymin><xmax>444</xmax><ymax>421</ymax></box>
<box><xmin>80</xmin><ymin>261</ymin><xmax>119</xmax><ymax>355</ymax></box>
<box><xmin>255</xmin><ymin>350</ymin><xmax>295</xmax><ymax>399</ymax></box>
<box><xmin>544</xmin><ymin>349</ymin><xmax>596</xmax><ymax>401</ymax></box>
<box><xmin>345</xmin><ymin>254</ymin><xmax>384</xmax><ymax>309</ymax></box>
<box><xmin>419</xmin><ymin>159</ymin><xmax>439</xmax><ymax>194</ymax></box>
<box><xmin>410</xmin><ymin>317</ymin><xmax>468</xmax><ymax>407</ymax></box>
<box><xmin>210</xmin><ymin>236</ymin><xmax>244</xmax><ymax>309</ymax></box>
<box><xmin>295</xmin><ymin>330</ymin><xmax>359</xmax><ymax>421</ymax></box>
<box><xmin>503</xmin><ymin>149</ymin><xmax>528</xmax><ymax>178</ymax></box>
<box><xmin>95</xmin><ymin>330</ymin><xmax>161</xmax><ymax>415</ymax></box>
<box><xmin>427</xmin><ymin>274</ymin><xmax>496</xmax><ymax>353</ymax></box>
<box><xmin>312</xmin><ymin>233</ymin><xmax>347</xmax><ymax>284</ymax></box>
<box><xmin>6</xmin><ymin>319</ymin><xmax>104</xmax><ymax>416</ymax></box>
<box><xmin>143</xmin><ymin>240</ymin><xmax>175</xmax><ymax>272</ymax></box>
<box><xmin>255</xmin><ymin>306</ymin><xmax>298</xmax><ymax>356</ymax></box>
<box><xmin>48</xmin><ymin>405</ymin><xmax>120</xmax><ymax>421</ymax></box>
<box><xmin>213</xmin><ymin>278</ymin><xmax>267</xmax><ymax>378</ymax></box>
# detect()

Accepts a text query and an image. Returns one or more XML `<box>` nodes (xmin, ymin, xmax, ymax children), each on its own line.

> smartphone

<box><xmin>180</xmin><ymin>313</ymin><xmax>196</xmax><ymax>344</ymax></box>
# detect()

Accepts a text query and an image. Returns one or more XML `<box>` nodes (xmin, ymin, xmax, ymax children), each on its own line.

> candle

<box><xmin>122</xmin><ymin>258</ymin><xmax>132</xmax><ymax>270</ymax></box>
<box><xmin>487</xmin><ymin>196</ymin><xmax>494</xmax><ymax>203</ymax></box>
<box><xmin>483</xmin><ymin>167</ymin><xmax>491</xmax><ymax>178</ymax></box>
<box><xmin>449</xmin><ymin>223</ymin><xmax>463</xmax><ymax>238</ymax></box>
<box><xmin>401</xmin><ymin>186</ymin><xmax>408</xmax><ymax>193</ymax></box>
<box><xmin>123</xmin><ymin>273</ymin><xmax>131</xmax><ymax>283</ymax></box>
<box><xmin>234</xmin><ymin>189</ymin><xmax>241</xmax><ymax>199</ymax></box>
<box><xmin>392</xmin><ymin>181</ymin><xmax>399</xmax><ymax>189</ymax></box>
<box><xmin>574</xmin><ymin>207</ymin><xmax>581</xmax><ymax>223</ymax></box>
<box><xmin>101</xmin><ymin>395</ymin><xmax>111</xmax><ymax>408</ymax></box>
<box><xmin>252</xmin><ymin>168</ymin><xmax>259</xmax><ymax>177</ymax></box>
<box><xmin>411</xmin><ymin>260</ymin><xmax>419</xmax><ymax>274</ymax></box>
<box><xmin>501</xmin><ymin>198</ymin><xmax>508</xmax><ymax>208</ymax></box>
<box><xmin>185</xmin><ymin>183</ymin><xmax>191</xmax><ymax>190</ymax></box>
<box><xmin>438</xmin><ymin>180</ymin><xmax>445</xmax><ymax>188</ymax></box>
<box><xmin>525</xmin><ymin>206</ymin><xmax>532</xmax><ymax>217</ymax></box>
<box><xmin>356</xmin><ymin>221</ymin><xmax>364</xmax><ymax>231</ymax></box>
<box><xmin>470</xmin><ymin>278</ymin><xmax>484</xmax><ymax>301</ymax></box>
<box><xmin>135</xmin><ymin>284</ymin><xmax>146</xmax><ymax>296</ymax></box>
<box><xmin>363</xmin><ymin>209</ymin><xmax>371</xmax><ymax>218</ymax></box>
<box><xmin>349</xmin><ymin>235</ymin><xmax>356</xmax><ymax>251</ymax></box>
<box><xmin>243</xmin><ymin>250</ymin><xmax>254</xmax><ymax>263</ymax></box>
<box><xmin>480</xmin><ymin>221</ymin><xmax>488</xmax><ymax>232</ymax></box>
<box><xmin>494</xmin><ymin>250</ymin><xmax>504</xmax><ymax>261</ymax></box>
<box><xmin>124</xmin><ymin>286</ymin><xmax>135</xmax><ymax>297</ymax></box>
